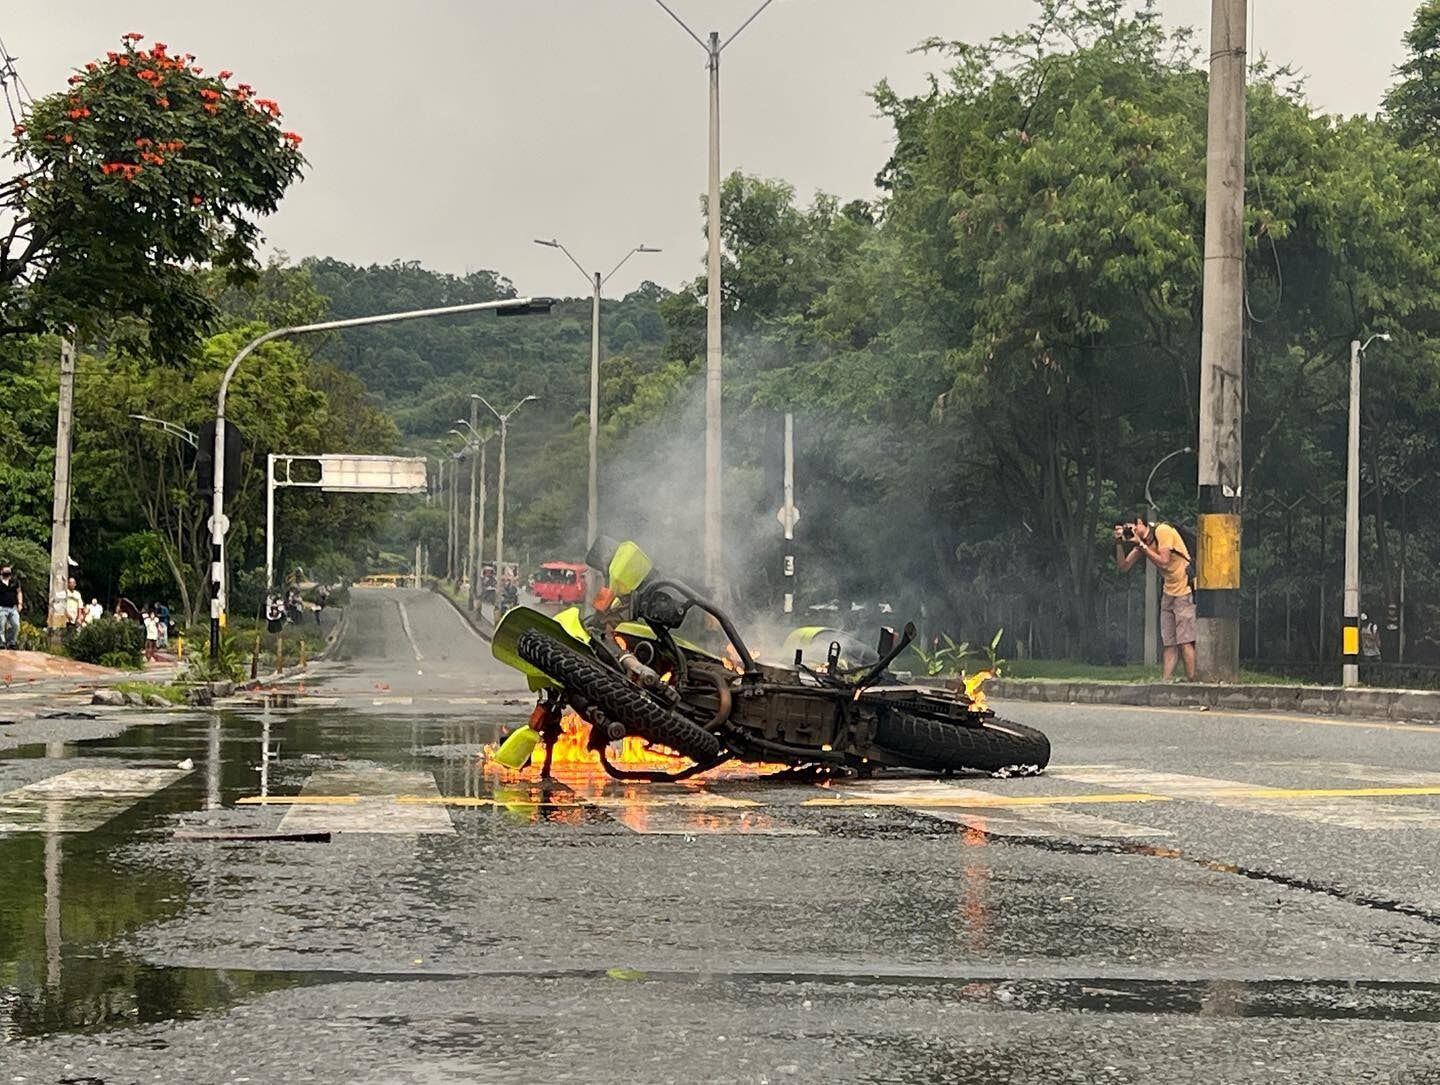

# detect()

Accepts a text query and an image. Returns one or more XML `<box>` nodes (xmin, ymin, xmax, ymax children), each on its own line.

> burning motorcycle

<box><xmin>490</xmin><ymin>538</ymin><xmax>1050</xmax><ymax>781</ymax></box>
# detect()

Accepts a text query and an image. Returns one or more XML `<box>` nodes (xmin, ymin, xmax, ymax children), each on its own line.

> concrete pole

<box><xmin>782</xmin><ymin>412</ymin><xmax>795</xmax><ymax>615</ymax></box>
<box><xmin>704</xmin><ymin>30</ymin><xmax>724</xmax><ymax>594</ymax></box>
<box><xmin>47</xmin><ymin>336</ymin><xmax>77</xmax><ymax>633</ymax></box>
<box><xmin>1194</xmin><ymin>0</ymin><xmax>1247</xmax><ymax>681</ymax></box>
<box><xmin>264</xmin><ymin>454</ymin><xmax>276</xmax><ymax>596</ymax></box>
<box><xmin>1343</xmin><ymin>338</ymin><xmax>1361</xmax><ymax>687</ymax></box>
<box><xmin>477</xmin><ymin>439</ymin><xmax>488</xmax><ymax>602</ymax></box>
<box><xmin>496</xmin><ymin>419</ymin><xmax>509</xmax><ymax>578</ymax></box>
<box><xmin>467</xmin><ymin>400</ymin><xmax>479</xmax><ymax>609</ymax></box>
<box><xmin>441</xmin><ymin>460</ymin><xmax>451</xmax><ymax>580</ymax></box>
<box><xmin>450</xmin><ymin>459</ymin><xmax>460</xmax><ymax>583</ymax></box>
<box><xmin>589</xmin><ymin>270</ymin><xmax>602</xmax><ymax>548</ymax></box>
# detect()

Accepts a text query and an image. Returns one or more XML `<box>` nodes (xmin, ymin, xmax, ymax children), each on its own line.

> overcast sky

<box><xmin>7</xmin><ymin>1</ymin><xmax>1424</xmax><ymax>298</ymax></box>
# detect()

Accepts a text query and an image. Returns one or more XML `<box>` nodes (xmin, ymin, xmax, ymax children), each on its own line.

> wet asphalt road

<box><xmin>4</xmin><ymin>588</ymin><xmax>1440</xmax><ymax>1083</ymax></box>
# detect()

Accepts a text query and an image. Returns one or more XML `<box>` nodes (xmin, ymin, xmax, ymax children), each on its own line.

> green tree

<box><xmin>4</xmin><ymin>34</ymin><xmax>305</xmax><ymax>356</ymax></box>
<box><xmin>1385</xmin><ymin>1</ymin><xmax>1440</xmax><ymax>144</ymax></box>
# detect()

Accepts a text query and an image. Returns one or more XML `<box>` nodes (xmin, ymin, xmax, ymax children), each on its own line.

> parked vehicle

<box><xmin>491</xmin><ymin>538</ymin><xmax>1050</xmax><ymax>781</ymax></box>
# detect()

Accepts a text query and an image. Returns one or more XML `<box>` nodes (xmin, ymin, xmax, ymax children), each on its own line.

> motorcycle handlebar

<box><xmin>644</xmin><ymin>579</ymin><xmax>758</xmax><ymax>676</ymax></box>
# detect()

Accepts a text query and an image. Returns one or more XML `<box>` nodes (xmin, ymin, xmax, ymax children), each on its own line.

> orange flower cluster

<box><xmin>140</xmin><ymin>151</ymin><xmax>165</xmax><ymax>165</ymax></box>
<box><xmin>65</xmin><ymin>106</ymin><xmax>91</xmax><ymax>120</ymax></box>
<box><xmin>136</xmin><ymin>137</ymin><xmax>185</xmax><ymax>152</ymax></box>
<box><xmin>198</xmin><ymin>88</ymin><xmax>221</xmax><ymax>102</ymax></box>
<box><xmin>137</xmin><ymin>69</ymin><xmax>160</xmax><ymax>84</ymax></box>
<box><xmin>281</xmin><ymin>131</ymin><xmax>302</xmax><ymax>146</ymax></box>
<box><xmin>122</xmin><ymin>32</ymin><xmax>144</xmax><ymax>41</ymax></box>
<box><xmin>100</xmin><ymin>162</ymin><xmax>143</xmax><ymax>180</ymax></box>
<box><xmin>255</xmin><ymin>98</ymin><xmax>281</xmax><ymax>118</ymax></box>
<box><xmin>218</xmin><ymin>69</ymin><xmax>233</xmax><ymax>80</ymax></box>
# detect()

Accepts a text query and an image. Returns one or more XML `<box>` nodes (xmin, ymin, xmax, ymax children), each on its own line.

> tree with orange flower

<box><xmin>2</xmin><ymin>34</ymin><xmax>305</xmax><ymax>358</ymax></box>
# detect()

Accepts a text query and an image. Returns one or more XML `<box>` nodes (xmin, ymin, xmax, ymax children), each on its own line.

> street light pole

<box><xmin>474</xmin><ymin>394</ymin><xmax>538</xmax><ymax>583</ymax></box>
<box><xmin>1143</xmin><ymin>446</ymin><xmax>1194</xmax><ymax>667</ymax></box>
<box><xmin>209</xmin><ymin>295</ymin><xmax>552</xmax><ymax>657</ymax></box>
<box><xmin>534</xmin><ymin>239</ymin><xmax>660</xmax><ymax>548</ymax></box>
<box><xmin>1343</xmin><ymin>333</ymin><xmax>1389</xmax><ymax>686</ymax></box>
<box><xmin>454</xmin><ymin>416</ymin><xmax>494</xmax><ymax>610</ymax></box>
<box><xmin>655</xmin><ymin>0</ymin><xmax>778</xmax><ymax>593</ymax></box>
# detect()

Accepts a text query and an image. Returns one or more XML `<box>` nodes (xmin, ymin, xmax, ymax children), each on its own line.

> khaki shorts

<box><xmin>1160</xmin><ymin>592</ymin><xmax>1196</xmax><ymax>647</ymax></box>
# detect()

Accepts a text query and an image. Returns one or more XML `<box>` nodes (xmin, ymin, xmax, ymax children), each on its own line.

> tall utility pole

<box><xmin>704</xmin><ymin>27</ymin><xmax>723</xmax><ymax>593</ymax></box>
<box><xmin>467</xmin><ymin>398</ymin><xmax>480</xmax><ymax>607</ymax></box>
<box><xmin>46</xmin><ymin>336</ymin><xmax>76</xmax><ymax>632</ymax></box>
<box><xmin>1194</xmin><ymin>0</ymin><xmax>1247</xmax><ymax>681</ymax></box>
<box><xmin>780</xmin><ymin>412</ymin><xmax>797</xmax><ymax>614</ymax></box>
<box><xmin>1343</xmin><ymin>334</ymin><xmax>1390</xmax><ymax>686</ymax></box>
<box><xmin>534</xmin><ymin>238</ymin><xmax>660</xmax><ymax>548</ymax></box>
<box><xmin>656</xmin><ymin>0</ymin><xmax>778</xmax><ymax>593</ymax></box>
<box><xmin>475</xmin><ymin>394</ymin><xmax>538</xmax><ymax>582</ymax></box>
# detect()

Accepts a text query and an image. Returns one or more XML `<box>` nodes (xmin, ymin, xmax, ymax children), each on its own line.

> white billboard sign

<box><xmin>315</xmin><ymin>455</ymin><xmax>427</xmax><ymax>494</ymax></box>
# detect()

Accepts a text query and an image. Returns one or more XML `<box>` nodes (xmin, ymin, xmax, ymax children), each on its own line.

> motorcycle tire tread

<box><xmin>516</xmin><ymin>629</ymin><xmax>723</xmax><ymax>764</ymax></box>
<box><xmin>873</xmin><ymin>711</ymin><xmax>1050</xmax><ymax>774</ymax></box>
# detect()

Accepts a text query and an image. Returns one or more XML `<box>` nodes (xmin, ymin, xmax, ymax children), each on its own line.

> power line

<box><xmin>0</xmin><ymin>32</ymin><xmax>34</xmax><ymax>136</ymax></box>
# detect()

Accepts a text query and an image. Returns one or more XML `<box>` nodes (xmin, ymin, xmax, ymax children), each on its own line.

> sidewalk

<box><xmin>991</xmin><ymin>676</ymin><xmax>1440</xmax><ymax>724</ymax></box>
<box><xmin>1</xmin><ymin>650</ymin><xmax>183</xmax><ymax>697</ymax></box>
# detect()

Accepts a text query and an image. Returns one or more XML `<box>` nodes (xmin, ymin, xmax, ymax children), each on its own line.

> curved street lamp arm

<box><xmin>653</xmin><ymin>0</ymin><xmax>708</xmax><ymax>50</ymax></box>
<box><xmin>1145</xmin><ymin>445</ymin><xmax>1194</xmax><ymax>513</ymax></box>
<box><xmin>721</xmin><ymin>0</ymin><xmax>779</xmax><ymax>52</ymax></box>
<box><xmin>472</xmin><ymin>392</ymin><xmax>503</xmax><ymax>424</ymax></box>
<box><xmin>535</xmin><ymin>238</ymin><xmax>591</xmax><ymax>285</ymax></box>
<box><xmin>504</xmin><ymin>394</ymin><xmax>539</xmax><ymax>419</ymax></box>
<box><xmin>602</xmin><ymin>244</ymin><xmax>661</xmax><ymax>288</ymax></box>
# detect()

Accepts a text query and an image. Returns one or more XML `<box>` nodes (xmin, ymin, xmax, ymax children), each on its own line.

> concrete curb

<box><xmin>429</xmin><ymin>582</ymin><xmax>493</xmax><ymax>642</ymax></box>
<box><xmin>991</xmin><ymin>677</ymin><xmax>1440</xmax><ymax>724</ymax></box>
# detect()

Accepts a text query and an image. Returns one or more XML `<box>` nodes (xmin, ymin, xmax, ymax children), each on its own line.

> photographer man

<box><xmin>1115</xmin><ymin>511</ymin><xmax>1196</xmax><ymax>681</ymax></box>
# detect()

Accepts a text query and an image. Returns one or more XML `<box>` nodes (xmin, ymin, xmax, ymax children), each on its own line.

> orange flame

<box><xmin>485</xmin><ymin>711</ymin><xmax>693</xmax><ymax>774</ymax></box>
<box><xmin>963</xmin><ymin>669</ymin><xmax>995</xmax><ymax>713</ymax></box>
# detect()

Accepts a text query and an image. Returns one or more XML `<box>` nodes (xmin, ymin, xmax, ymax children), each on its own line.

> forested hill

<box><xmin>302</xmin><ymin>258</ymin><xmax>671</xmax><ymax>435</ymax></box>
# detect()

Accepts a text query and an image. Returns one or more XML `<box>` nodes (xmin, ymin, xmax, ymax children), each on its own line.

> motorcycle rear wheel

<box><xmin>516</xmin><ymin>630</ymin><xmax>723</xmax><ymax>764</ymax></box>
<box><xmin>873</xmin><ymin>711</ymin><xmax>1050</xmax><ymax>775</ymax></box>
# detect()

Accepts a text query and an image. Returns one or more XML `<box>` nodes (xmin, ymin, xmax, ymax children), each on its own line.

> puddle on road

<box><xmin>0</xmin><ymin>705</ymin><xmax>520</xmax><ymax>1042</ymax></box>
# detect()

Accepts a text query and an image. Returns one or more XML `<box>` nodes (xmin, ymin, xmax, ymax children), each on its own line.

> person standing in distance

<box><xmin>1115</xmin><ymin>510</ymin><xmax>1196</xmax><ymax>681</ymax></box>
<box><xmin>0</xmin><ymin>565</ymin><xmax>22</xmax><ymax>649</ymax></box>
<box><xmin>64</xmin><ymin>577</ymin><xmax>83</xmax><ymax>629</ymax></box>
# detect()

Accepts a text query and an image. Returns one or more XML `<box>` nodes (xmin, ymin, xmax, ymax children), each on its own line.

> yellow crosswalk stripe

<box><xmin>1049</xmin><ymin>767</ymin><xmax>1440</xmax><ymax>830</ymax></box>
<box><xmin>277</xmin><ymin>768</ymin><xmax>455</xmax><ymax>835</ymax></box>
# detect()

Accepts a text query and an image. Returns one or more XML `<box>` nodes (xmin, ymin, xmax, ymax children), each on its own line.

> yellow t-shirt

<box><xmin>1154</xmin><ymin>523</ymin><xmax>1191</xmax><ymax>597</ymax></box>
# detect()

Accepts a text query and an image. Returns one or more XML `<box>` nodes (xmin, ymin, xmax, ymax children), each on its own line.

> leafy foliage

<box><xmin>65</xmin><ymin>616</ymin><xmax>143</xmax><ymax>665</ymax></box>
<box><xmin>4</xmin><ymin>34</ymin><xmax>304</xmax><ymax>356</ymax></box>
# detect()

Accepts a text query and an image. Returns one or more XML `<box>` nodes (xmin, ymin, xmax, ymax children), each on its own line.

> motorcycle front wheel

<box><xmin>873</xmin><ymin>711</ymin><xmax>1050</xmax><ymax>775</ymax></box>
<box><xmin>516</xmin><ymin>629</ymin><xmax>723</xmax><ymax>764</ymax></box>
